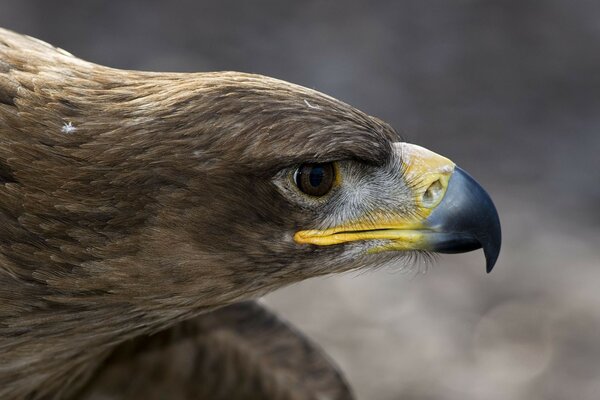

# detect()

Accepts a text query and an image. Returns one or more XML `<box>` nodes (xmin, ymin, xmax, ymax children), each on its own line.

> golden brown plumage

<box><xmin>77</xmin><ymin>301</ymin><xmax>353</xmax><ymax>400</ymax></box>
<box><xmin>0</xmin><ymin>27</ymin><xmax>390</xmax><ymax>399</ymax></box>
<box><xmin>0</xmin><ymin>27</ymin><xmax>500</xmax><ymax>399</ymax></box>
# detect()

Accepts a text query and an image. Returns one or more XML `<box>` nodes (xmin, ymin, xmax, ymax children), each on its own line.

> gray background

<box><xmin>1</xmin><ymin>1</ymin><xmax>599</xmax><ymax>399</ymax></box>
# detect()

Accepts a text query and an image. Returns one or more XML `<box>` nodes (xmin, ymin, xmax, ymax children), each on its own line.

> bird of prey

<box><xmin>0</xmin><ymin>27</ymin><xmax>501</xmax><ymax>400</ymax></box>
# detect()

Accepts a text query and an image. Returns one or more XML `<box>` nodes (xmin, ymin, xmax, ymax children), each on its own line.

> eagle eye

<box><xmin>294</xmin><ymin>163</ymin><xmax>335</xmax><ymax>197</ymax></box>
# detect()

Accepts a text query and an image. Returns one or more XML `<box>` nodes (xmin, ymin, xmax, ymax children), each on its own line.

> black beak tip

<box><xmin>485</xmin><ymin>247</ymin><xmax>499</xmax><ymax>273</ymax></box>
<box><xmin>483</xmin><ymin>213</ymin><xmax>502</xmax><ymax>273</ymax></box>
<box><xmin>486</xmin><ymin>259</ymin><xmax>495</xmax><ymax>274</ymax></box>
<box><xmin>475</xmin><ymin>178</ymin><xmax>502</xmax><ymax>274</ymax></box>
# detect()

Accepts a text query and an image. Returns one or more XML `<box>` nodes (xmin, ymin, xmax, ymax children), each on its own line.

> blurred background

<box><xmin>1</xmin><ymin>1</ymin><xmax>598</xmax><ymax>399</ymax></box>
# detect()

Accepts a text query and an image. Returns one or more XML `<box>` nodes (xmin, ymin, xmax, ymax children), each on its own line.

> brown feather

<box><xmin>0</xmin><ymin>27</ymin><xmax>398</xmax><ymax>399</ymax></box>
<box><xmin>77</xmin><ymin>301</ymin><xmax>354</xmax><ymax>400</ymax></box>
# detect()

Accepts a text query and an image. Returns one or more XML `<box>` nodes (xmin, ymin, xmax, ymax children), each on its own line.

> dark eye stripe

<box><xmin>295</xmin><ymin>163</ymin><xmax>335</xmax><ymax>197</ymax></box>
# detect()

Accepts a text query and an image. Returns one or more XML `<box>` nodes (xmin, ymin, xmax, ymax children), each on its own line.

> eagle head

<box><xmin>0</xmin><ymin>27</ymin><xmax>502</xmax><ymax>398</ymax></box>
<box><xmin>0</xmin><ymin>28</ymin><xmax>502</xmax><ymax>316</ymax></box>
<box><xmin>135</xmin><ymin>73</ymin><xmax>502</xmax><ymax>305</ymax></box>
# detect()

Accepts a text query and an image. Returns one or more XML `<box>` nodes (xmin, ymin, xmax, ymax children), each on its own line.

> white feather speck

<box><xmin>61</xmin><ymin>122</ymin><xmax>77</xmax><ymax>134</ymax></box>
<box><xmin>304</xmin><ymin>99</ymin><xmax>321</xmax><ymax>110</ymax></box>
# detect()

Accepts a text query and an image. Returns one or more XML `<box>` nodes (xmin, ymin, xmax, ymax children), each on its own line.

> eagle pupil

<box><xmin>309</xmin><ymin>166</ymin><xmax>324</xmax><ymax>187</ymax></box>
<box><xmin>295</xmin><ymin>163</ymin><xmax>335</xmax><ymax>197</ymax></box>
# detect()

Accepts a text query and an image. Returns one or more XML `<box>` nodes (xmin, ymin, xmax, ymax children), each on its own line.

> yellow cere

<box><xmin>397</xmin><ymin>142</ymin><xmax>455</xmax><ymax>214</ymax></box>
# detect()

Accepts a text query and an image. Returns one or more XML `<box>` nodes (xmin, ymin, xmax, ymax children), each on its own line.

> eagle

<box><xmin>0</xmin><ymin>28</ymin><xmax>501</xmax><ymax>400</ymax></box>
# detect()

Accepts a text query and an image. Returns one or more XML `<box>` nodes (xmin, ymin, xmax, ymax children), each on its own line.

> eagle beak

<box><xmin>421</xmin><ymin>165</ymin><xmax>501</xmax><ymax>273</ymax></box>
<box><xmin>294</xmin><ymin>143</ymin><xmax>502</xmax><ymax>272</ymax></box>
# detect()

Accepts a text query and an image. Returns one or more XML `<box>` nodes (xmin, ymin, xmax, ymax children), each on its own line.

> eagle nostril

<box><xmin>422</xmin><ymin>178</ymin><xmax>444</xmax><ymax>208</ymax></box>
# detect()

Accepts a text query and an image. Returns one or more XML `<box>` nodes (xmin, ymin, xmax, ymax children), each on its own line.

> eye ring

<box><xmin>294</xmin><ymin>163</ymin><xmax>336</xmax><ymax>197</ymax></box>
